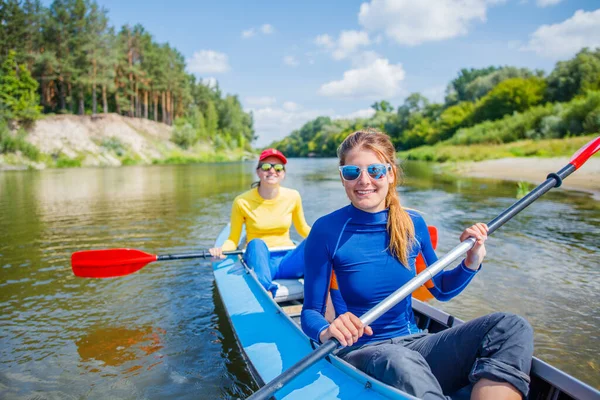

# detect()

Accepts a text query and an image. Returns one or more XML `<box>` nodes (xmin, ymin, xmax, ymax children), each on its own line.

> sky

<box><xmin>44</xmin><ymin>0</ymin><xmax>600</xmax><ymax>146</ymax></box>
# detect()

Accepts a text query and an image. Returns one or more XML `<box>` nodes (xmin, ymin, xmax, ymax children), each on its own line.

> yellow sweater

<box><xmin>222</xmin><ymin>187</ymin><xmax>311</xmax><ymax>251</ymax></box>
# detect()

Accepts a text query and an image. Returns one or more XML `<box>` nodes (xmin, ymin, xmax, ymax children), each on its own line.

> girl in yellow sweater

<box><xmin>209</xmin><ymin>149</ymin><xmax>311</xmax><ymax>297</ymax></box>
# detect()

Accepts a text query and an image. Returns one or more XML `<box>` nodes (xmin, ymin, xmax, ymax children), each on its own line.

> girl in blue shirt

<box><xmin>301</xmin><ymin>130</ymin><xmax>533</xmax><ymax>400</ymax></box>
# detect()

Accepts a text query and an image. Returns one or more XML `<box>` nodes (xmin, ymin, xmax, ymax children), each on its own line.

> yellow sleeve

<box><xmin>292</xmin><ymin>191</ymin><xmax>311</xmax><ymax>238</ymax></box>
<box><xmin>222</xmin><ymin>199</ymin><xmax>244</xmax><ymax>251</ymax></box>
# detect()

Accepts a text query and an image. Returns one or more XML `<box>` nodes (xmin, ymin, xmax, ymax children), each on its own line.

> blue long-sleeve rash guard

<box><xmin>301</xmin><ymin>204</ymin><xmax>480</xmax><ymax>345</ymax></box>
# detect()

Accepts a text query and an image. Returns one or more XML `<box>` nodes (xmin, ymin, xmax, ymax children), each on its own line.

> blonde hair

<box><xmin>337</xmin><ymin>129</ymin><xmax>415</xmax><ymax>266</ymax></box>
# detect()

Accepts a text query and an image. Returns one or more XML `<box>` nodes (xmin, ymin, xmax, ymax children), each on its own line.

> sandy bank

<box><xmin>453</xmin><ymin>157</ymin><xmax>600</xmax><ymax>199</ymax></box>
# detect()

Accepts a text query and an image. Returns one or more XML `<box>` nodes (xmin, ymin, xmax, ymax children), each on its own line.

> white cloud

<box><xmin>250</xmin><ymin>105</ymin><xmax>335</xmax><ymax>146</ymax></box>
<box><xmin>350</xmin><ymin>50</ymin><xmax>383</xmax><ymax>67</ymax></box>
<box><xmin>261</xmin><ymin>24</ymin><xmax>274</xmax><ymax>34</ymax></box>
<box><xmin>333</xmin><ymin>108</ymin><xmax>376</xmax><ymax>120</ymax></box>
<box><xmin>241</xmin><ymin>28</ymin><xmax>255</xmax><ymax>39</ymax></box>
<box><xmin>315</xmin><ymin>30</ymin><xmax>371</xmax><ymax>60</ymax></box>
<box><xmin>333</xmin><ymin>30</ymin><xmax>371</xmax><ymax>60</ymax></box>
<box><xmin>187</xmin><ymin>50</ymin><xmax>230</xmax><ymax>74</ymax></box>
<box><xmin>283</xmin><ymin>101</ymin><xmax>300</xmax><ymax>112</ymax></box>
<box><xmin>283</xmin><ymin>56</ymin><xmax>299</xmax><ymax>67</ymax></box>
<box><xmin>536</xmin><ymin>0</ymin><xmax>563</xmax><ymax>7</ymax></box>
<box><xmin>520</xmin><ymin>9</ymin><xmax>600</xmax><ymax>59</ymax></box>
<box><xmin>245</xmin><ymin>96</ymin><xmax>277</xmax><ymax>107</ymax></box>
<box><xmin>318</xmin><ymin>58</ymin><xmax>406</xmax><ymax>99</ymax></box>
<box><xmin>315</xmin><ymin>34</ymin><xmax>335</xmax><ymax>49</ymax></box>
<box><xmin>358</xmin><ymin>0</ymin><xmax>490</xmax><ymax>46</ymax></box>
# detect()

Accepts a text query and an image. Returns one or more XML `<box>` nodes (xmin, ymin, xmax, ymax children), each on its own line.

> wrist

<box><xmin>319</xmin><ymin>328</ymin><xmax>330</xmax><ymax>343</ymax></box>
<box><xmin>464</xmin><ymin>258</ymin><xmax>479</xmax><ymax>271</ymax></box>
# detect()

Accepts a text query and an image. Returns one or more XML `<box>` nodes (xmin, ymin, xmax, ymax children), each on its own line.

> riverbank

<box><xmin>0</xmin><ymin>114</ymin><xmax>252</xmax><ymax>170</ymax></box>
<box><xmin>449</xmin><ymin>157</ymin><xmax>600</xmax><ymax>199</ymax></box>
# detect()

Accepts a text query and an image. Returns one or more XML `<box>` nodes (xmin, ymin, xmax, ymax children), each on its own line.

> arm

<box><xmin>292</xmin><ymin>191</ymin><xmax>311</xmax><ymax>238</ymax></box>
<box><xmin>222</xmin><ymin>200</ymin><xmax>244</xmax><ymax>251</ymax></box>
<box><xmin>300</xmin><ymin>219</ymin><xmax>332</xmax><ymax>342</ymax></box>
<box><xmin>415</xmin><ymin>215</ymin><xmax>478</xmax><ymax>301</ymax></box>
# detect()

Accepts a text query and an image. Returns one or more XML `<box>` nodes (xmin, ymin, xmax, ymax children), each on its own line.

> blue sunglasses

<box><xmin>339</xmin><ymin>163</ymin><xmax>391</xmax><ymax>181</ymax></box>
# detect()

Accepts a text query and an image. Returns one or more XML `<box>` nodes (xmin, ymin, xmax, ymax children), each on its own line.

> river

<box><xmin>1</xmin><ymin>158</ymin><xmax>598</xmax><ymax>398</ymax></box>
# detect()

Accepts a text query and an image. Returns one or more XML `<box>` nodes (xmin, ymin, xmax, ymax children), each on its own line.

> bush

<box><xmin>0</xmin><ymin>120</ymin><xmax>40</xmax><ymax>160</ymax></box>
<box><xmin>171</xmin><ymin>122</ymin><xmax>197</xmax><ymax>149</ymax></box>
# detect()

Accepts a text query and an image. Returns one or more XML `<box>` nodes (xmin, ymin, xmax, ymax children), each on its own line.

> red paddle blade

<box><xmin>71</xmin><ymin>249</ymin><xmax>157</xmax><ymax>278</ymax></box>
<box><xmin>570</xmin><ymin>136</ymin><xmax>600</xmax><ymax>170</ymax></box>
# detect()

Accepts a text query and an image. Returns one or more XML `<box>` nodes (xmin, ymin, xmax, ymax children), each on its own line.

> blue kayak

<box><xmin>212</xmin><ymin>225</ymin><xmax>599</xmax><ymax>400</ymax></box>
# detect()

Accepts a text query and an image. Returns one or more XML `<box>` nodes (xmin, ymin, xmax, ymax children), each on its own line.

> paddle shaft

<box><xmin>248</xmin><ymin>159</ymin><xmax>586</xmax><ymax>400</ymax></box>
<box><xmin>156</xmin><ymin>250</ymin><xmax>242</xmax><ymax>261</ymax></box>
<box><xmin>157</xmin><ymin>246</ymin><xmax>298</xmax><ymax>261</ymax></box>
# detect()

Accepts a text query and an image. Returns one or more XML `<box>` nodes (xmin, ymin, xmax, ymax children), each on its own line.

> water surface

<box><xmin>1</xmin><ymin>159</ymin><xmax>598</xmax><ymax>398</ymax></box>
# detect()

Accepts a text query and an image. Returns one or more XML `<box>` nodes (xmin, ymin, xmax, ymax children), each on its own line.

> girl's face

<box><xmin>256</xmin><ymin>156</ymin><xmax>286</xmax><ymax>187</ymax></box>
<box><xmin>341</xmin><ymin>148</ymin><xmax>394</xmax><ymax>213</ymax></box>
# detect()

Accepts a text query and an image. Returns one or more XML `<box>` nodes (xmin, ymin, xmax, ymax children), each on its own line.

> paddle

<box><xmin>71</xmin><ymin>247</ymin><xmax>297</xmax><ymax>278</ymax></box>
<box><xmin>247</xmin><ymin>135</ymin><xmax>600</xmax><ymax>400</ymax></box>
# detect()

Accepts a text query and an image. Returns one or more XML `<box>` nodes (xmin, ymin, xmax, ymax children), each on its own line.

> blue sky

<box><xmin>46</xmin><ymin>0</ymin><xmax>600</xmax><ymax>145</ymax></box>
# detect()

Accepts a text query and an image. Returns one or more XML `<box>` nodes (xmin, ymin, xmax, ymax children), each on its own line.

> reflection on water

<box><xmin>0</xmin><ymin>159</ymin><xmax>598</xmax><ymax>398</ymax></box>
<box><xmin>76</xmin><ymin>326</ymin><xmax>165</xmax><ymax>371</ymax></box>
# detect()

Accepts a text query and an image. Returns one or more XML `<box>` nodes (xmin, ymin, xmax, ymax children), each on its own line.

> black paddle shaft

<box><xmin>487</xmin><ymin>163</ymin><xmax>574</xmax><ymax>234</ymax></box>
<box><xmin>157</xmin><ymin>250</ymin><xmax>243</xmax><ymax>261</ymax></box>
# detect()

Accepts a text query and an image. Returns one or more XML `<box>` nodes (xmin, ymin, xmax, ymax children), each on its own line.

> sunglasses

<box><xmin>339</xmin><ymin>163</ymin><xmax>391</xmax><ymax>181</ymax></box>
<box><xmin>258</xmin><ymin>162</ymin><xmax>285</xmax><ymax>172</ymax></box>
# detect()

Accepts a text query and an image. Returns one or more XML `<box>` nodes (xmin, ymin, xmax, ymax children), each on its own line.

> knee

<box><xmin>246</xmin><ymin>239</ymin><xmax>267</xmax><ymax>252</ymax></box>
<box><xmin>244</xmin><ymin>239</ymin><xmax>268</xmax><ymax>259</ymax></box>
<box><xmin>490</xmin><ymin>313</ymin><xmax>534</xmax><ymax>342</ymax></box>
<box><xmin>485</xmin><ymin>313</ymin><xmax>534</xmax><ymax>366</ymax></box>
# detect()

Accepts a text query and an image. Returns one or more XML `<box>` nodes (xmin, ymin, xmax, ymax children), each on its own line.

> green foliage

<box><xmin>0</xmin><ymin>50</ymin><xmax>42</xmax><ymax>124</ymax></box>
<box><xmin>171</xmin><ymin>121</ymin><xmax>197</xmax><ymax>149</ymax></box>
<box><xmin>464</xmin><ymin>67</ymin><xmax>540</xmax><ymax>102</ymax></box>
<box><xmin>0</xmin><ymin>119</ymin><xmax>40</xmax><ymax>160</ymax></box>
<box><xmin>516</xmin><ymin>181</ymin><xmax>532</xmax><ymax>199</ymax></box>
<box><xmin>427</xmin><ymin>102</ymin><xmax>475</xmax><ymax>144</ymax></box>
<box><xmin>371</xmin><ymin>100</ymin><xmax>394</xmax><ymax>113</ymax></box>
<box><xmin>445</xmin><ymin>66</ymin><xmax>499</xmax><ymax>105</ymax></box>
<box><xmin>470</xmin><ymin>77</ymin><xmax>546</xmax><ymax>123</ymax></box>
<box><xmin>401</xmin><ymin>135</ymin><xmax>597</xmax><ymax>163</ymax></box>
<box><xmin>100</xmin><ymin>136</ymin><xmax>126</xmax><ymax>156</ymax></box>
<box><xmin>545</xmin><ymin>48</ymin><xmax>600</xmax><ymax>103</ymax></box>
<box><xmin>54</xmin><ymin>152</ymin><xmax>82</xmax><ymax>168</ymax></box>
<box><xmin>450</xmin><ymin>91</ymin><xmax>600</xmax><ymax>145</ymax></box>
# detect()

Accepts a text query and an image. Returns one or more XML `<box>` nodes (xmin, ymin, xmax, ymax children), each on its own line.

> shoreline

<box><xmin>450</xmin><ymin>157</ymin><xmax>600</xmax><ymax>200</ymax></box>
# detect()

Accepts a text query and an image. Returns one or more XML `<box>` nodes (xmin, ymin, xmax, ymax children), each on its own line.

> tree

<box><xmin>471</xmin><ymin>77</ymin><xmax>546</xmax><ymax>123</ymax></box>
<box><xmin>464</xmin><ymin>67</ymin><xmax>540</xmax><ymax>102</ymax></box>
<box><xmin>0</xmin><ymin>50</ymin><xmax>42</xmax><ymax>124</ymax></box>
<box><xmin>445</xmin><ymin>66</ymin><xmax>499</xmax><ymax>105</ymax></box>
<box><xmin>371</xmin><ymin>100</ymin><xmax>394</xmax><ymax>113</ymax></box>
<box><xmin>545</xmin><ymin>48</ymin><xmax>600</xmax><ymax>103</ymax></box>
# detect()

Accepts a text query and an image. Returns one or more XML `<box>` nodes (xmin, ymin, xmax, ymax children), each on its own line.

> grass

<box><xmin>399</xmin><ymin>134</ymin><xmax>598</xmax><ymax>163</ymax></box>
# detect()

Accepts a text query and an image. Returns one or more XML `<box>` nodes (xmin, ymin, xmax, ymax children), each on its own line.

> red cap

<box><xmin>259</xmin><ymin>148</ymin><xmax>287</xmax><ymax>164</ymax></box>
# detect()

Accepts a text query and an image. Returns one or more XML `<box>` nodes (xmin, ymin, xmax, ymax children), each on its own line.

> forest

<box><xmin>0</xmin><ymin>0</ymin><xmax>254</xmax><ymax>157</ymax></box>
<box><xmin>271</xmin><ymin>49</ymin><xmax>600</xmax><ymax>161</ymax></box>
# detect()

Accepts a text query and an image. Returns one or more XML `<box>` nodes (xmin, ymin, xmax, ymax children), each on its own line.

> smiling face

<box><xmin>256</xmin><ymin>155</ymin><xmax>286</xmax><ymax>187</ymax></box>
<box><xmin>341</xmin><ymin>147</ymin><xmax>394</xmax><ymax>213</ymax></box>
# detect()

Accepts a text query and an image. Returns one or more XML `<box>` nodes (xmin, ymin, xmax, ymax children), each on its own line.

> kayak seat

<box><xmin>273</xmin><ymin>278</ymin><xmax>304</xmax><ymax>303</ymax></box>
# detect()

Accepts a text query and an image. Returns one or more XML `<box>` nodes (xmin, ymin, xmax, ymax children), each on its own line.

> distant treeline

<box><xmin>0</xmin><ymin>0</ymin><xmax>254</xmax><ymax>151</ymax></box>
<box><xmin>271</xmin><ymin>48</ymin><xmax>600</xmax><ymax>157</ymax></box>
